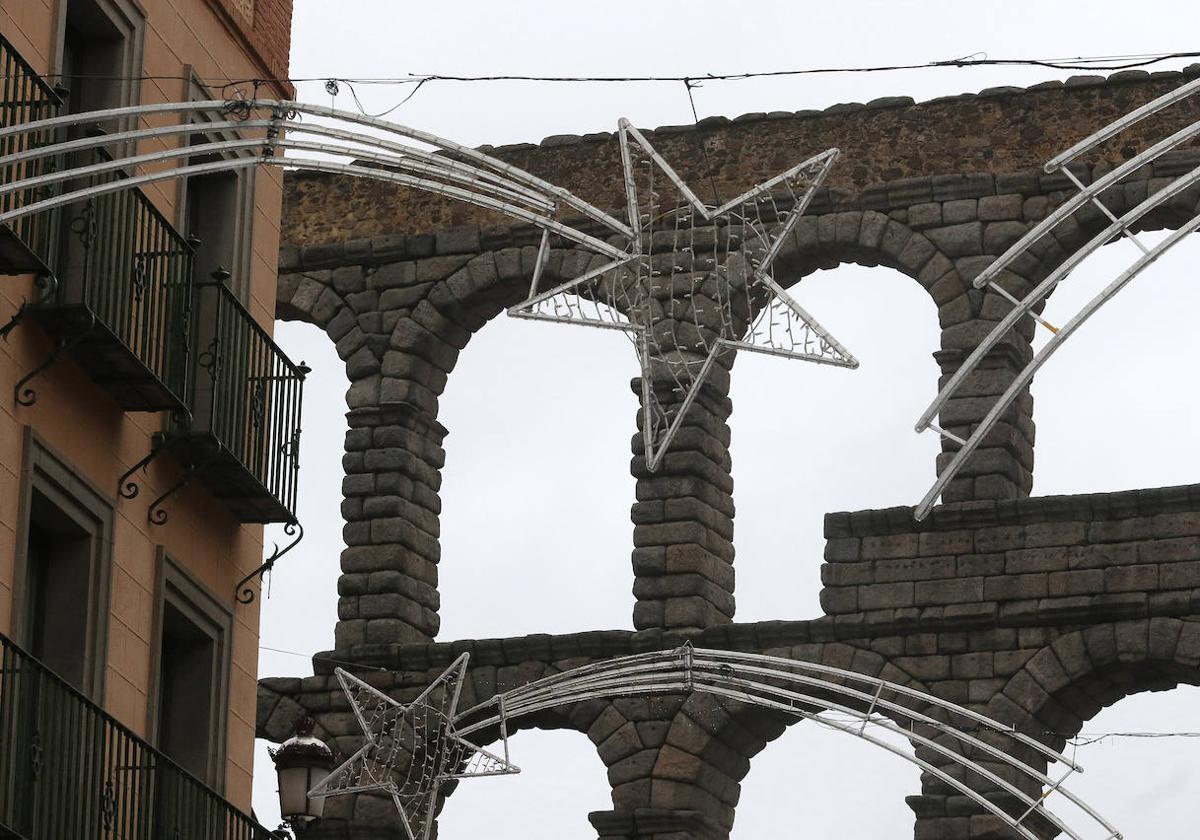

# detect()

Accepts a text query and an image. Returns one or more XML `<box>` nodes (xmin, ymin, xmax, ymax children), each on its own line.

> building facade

<box><xmin>1</xmin><ymin>0</ymin><xmax>298</xmax><ymax>835</ymax></box>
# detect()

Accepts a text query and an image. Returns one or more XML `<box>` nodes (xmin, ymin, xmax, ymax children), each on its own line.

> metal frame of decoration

<box><xmin>912</xmin><ymin>75</ymin><xmax>1200</xmax><ymax>520</ymax></box>
<box><xmin>308</xmin><ymin>655</ymin><xmax>518</xmax><ymax>840</ymax></box>
<box><xmin>0</xmin><ymin>99</ymin><xmax>855</xmax><ymax>470</ymax></box>
<box><xmin>312</xmin><ymin>646</ymin><xmax>1122</xmax><ymax>840</ymax></box>
<box><xmin>0</xmin><ymin>99</ymin><xmax>632</xmax><ymax>260</ymax></box>
<box><xmin>508</xmin><ymin>118</ymin><xmax>858</xmax><ymax>470</ymax></box>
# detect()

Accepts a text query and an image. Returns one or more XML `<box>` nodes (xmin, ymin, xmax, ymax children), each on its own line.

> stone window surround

<box><xmin>145</xmin><ymin>547</ymin><xmax>234</xmax><ymax>791</ymax></box>
<box><xmin>11</xmin><ymin>427</ymin><xmax>115</xmax><ymax>702</ymax></box>
<box><xmin>52</xmin><ymin>0</ymin><xmax>146</xmax><ymax>136</ymax></box>
<box><xmin>173</xmin><ymin>68</ymin><xmax>258</xmax><ymax>303</ymax></box>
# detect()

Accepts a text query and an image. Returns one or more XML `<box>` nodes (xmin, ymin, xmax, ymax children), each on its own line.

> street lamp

<box><xmin>270</xmin><ymin>717</ymin><xmax>334</xmax><ymax>831</ymax></box>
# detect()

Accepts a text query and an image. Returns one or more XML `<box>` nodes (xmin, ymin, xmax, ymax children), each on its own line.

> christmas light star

<box><xmin>509</xmin><ymin>118</ymin><xmax>858</xmax><ymax>470</ymax></box>
<box><xmin>308</xmin><ymin>654</ymin><xmax>519</xmax><ymax>840</ymax></box>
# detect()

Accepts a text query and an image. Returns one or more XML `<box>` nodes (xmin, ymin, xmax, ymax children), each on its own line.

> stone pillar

<box><xmin>908</xmin><ymin>769</ymin><xmax>1059</xmax><ymax>840</ymax></box>
<box><xmin>934</xmin><ymin>335</ymin><xmax>1035</xmax><ymax>505</ymax></box>
<box><xmin>589</xmin><ymin>808</ymin><xmax>727</xmax><ymax>840</ymax></box>
<box><xmin>933</xmin><ymin>243</ymin><xmax>1038</xmax><ymax>505</ymax></box>
<box><xmin>630</xmin><ymin>365</ymin><xmax>736</xmax><ymax>632</ymax></box>
<box><xmin>920</xmin><ymin>196</ymin><xmax>1043</xmax><ymax>506</ymax></box>
<box><xmin>336</xmin><ymin>403</ymin><xmax>446</xmax><ymax>647</ymax></box>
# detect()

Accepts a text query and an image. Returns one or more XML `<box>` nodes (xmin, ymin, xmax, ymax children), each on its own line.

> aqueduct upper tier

<box><xmin>281</xmin><ymin>67</ymin><xmax>1200</xmax><ymax>246</ymax></box>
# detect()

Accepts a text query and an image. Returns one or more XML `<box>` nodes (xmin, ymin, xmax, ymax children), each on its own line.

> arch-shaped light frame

<box><xmin>436</xmin><ymin>647</ymin><xmax>1120</xmax><ymax>839</ymax></box>
<box><xmin>0</xmin><ymin>98</ymin><xmax>634</xmax><ymax>262</ymax></box>
<box><xmin>912</xmin><ymin>77</ymin><xmax>1200</xmax><ymax>520</ymax></box>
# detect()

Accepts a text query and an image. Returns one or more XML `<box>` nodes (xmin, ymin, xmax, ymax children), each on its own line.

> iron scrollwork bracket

<box><xmin>14</xmin><ymin>309</ymin><xmax>96</xmax><ymax>407</ymax></box>
<box><xmin>235</xmin><ymin>519</ymin><xmax>304</xmax><ymax>605</ymax></box>
<box><xmin>146</xmin><ymin>462</ymin><xmax>198</xmax><ymax>526</ymax></box>
<box><xmin>146</xmin><ymin>442</ymin><xmax>215</xmax><ymax>526</ymax></box>
<box><xmin>0</xmin><ymin>273</ymin><xmax>57</xmax><ymax>343</ymax></box>
<box><xmin>117</xmin><ymin>431</ymin><xmax>173</xmax><ymax>500</ymax></box>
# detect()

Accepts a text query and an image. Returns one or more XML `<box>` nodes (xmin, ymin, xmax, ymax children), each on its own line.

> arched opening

<box><xmin>729</xmin><ymin>262</ymin><xmax>940</xmax><ymax>622</ymax></box>
<box><xmin>436</xmin><ymin>312</ymin><xmax>637</xmax><ymax>639</ymax></box>
<box><xmin>734</xmin><ymin>717</ymin><xmax>918</xmax><ymax>837</ymax></box>
<box><xmin>1027</xmin><ymin>230</ymin><xmax>1200</xmax><ymax>496</ymax></box>
<box><xmin>250</xmin><ymin>318</ymin><xmax>349</xmax><ymax>828</ymax></box>
<box><xmin>987</xmin><ymin>621</ymin><xmax>1200</xmax><ymax>836</ymax></box>
<box><xmin>1043</xmin><ymin>683</ymin><xmax>1200</xmax><ymax>836</ymax></box>
<box><xmin>436</xmin><ymin>727</ymin><xmax>611</xmax><ymax>839</ymax></box>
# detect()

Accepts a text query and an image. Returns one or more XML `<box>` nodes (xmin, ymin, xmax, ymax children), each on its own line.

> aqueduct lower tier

<box><xmin>259</xmin><ymin>67</ymin><xmax>1200</xmax><ymax>838</ymax></box>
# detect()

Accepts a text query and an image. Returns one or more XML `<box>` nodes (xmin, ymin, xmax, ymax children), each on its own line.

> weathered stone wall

<box><xmin>281</xmin><ymin>67</ymin><xmax>1200</xmax><ymax>247</ymax></box>
<box><xmin>821</xmin><ymin>488</ymin><xmax>1200</xmax><ymax>625</ymax></box>
<box><xmin>259</xmin><ymin>484</ymin><xmax>1200</xmax><ymax>840</ymax></box>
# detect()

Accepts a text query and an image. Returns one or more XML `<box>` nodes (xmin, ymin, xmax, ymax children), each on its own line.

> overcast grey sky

<box><xmin>253</xmin><ymin>1</ymin><xmax>1200</xmax><ymax>836</ymax></box>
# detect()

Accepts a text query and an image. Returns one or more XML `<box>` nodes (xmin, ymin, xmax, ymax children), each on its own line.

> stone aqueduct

<box><xmin>256</xmin><ymin>68</ymin><xmax>1200</xmax><ymax>838</ymax></box>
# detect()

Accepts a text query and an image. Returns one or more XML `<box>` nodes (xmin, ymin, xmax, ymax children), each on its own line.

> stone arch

<box><xmin>1032</xmin><ymin>175</ymin><xmax>1200</xmax><ymax>275</ymax></box>
<box><xmin>773</xmin><ymin>210</ymin><xmax>970</xmax><ymax>328</ymax></box>
<box><xmin>617</xmin><ymin>643</ymin><xmax>931</xmax><ymax>839</ymax></box>
<box><xmin>988</xmin><ymin>618</ymin><xmax>1200</xmax><ymax>751</ymax></box>
<box><xmin>772</xmin><ymin>207</ymin><xmax>1039</xmax><ymax>508</ymax></box>
<box><xmin>971</xmin><ymin>174</ymin><xmax>1200</xmax><ymax>320</ymax></box>
<box><xmin>982</xmin><ymin>180</ymin><xmax>1200</xmax><ymax>506</ymax></box>
<box><xmin>275</xmin><ymin>268</ymin><xmax>375</xmax><ymax>378</ymax></box>
<box><xmin>436</xmin><ymin>724</ymin><xmax>614</xmax><ymax>839</ymax></box>
<box><xmin>277</xmin><ymin>241</ymin><xmax>611</xmax><ymax>648</ymax></box>
<box><xmin>913</xmin><ymin>619</ymin><xmax>1200</xmax><ymax>838</ymax></box>
<box><xmin>378</xmin><ymin>243</ymin><xmax>602</xmax><ymax>420</ymax></box>
<box><xmin>724</xmin><ymin>643</ymin><xmax>921</xmax><ymax>835</ymax></box>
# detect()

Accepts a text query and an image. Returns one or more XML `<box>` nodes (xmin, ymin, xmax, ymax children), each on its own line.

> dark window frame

<box><xmin>52</xmin><ymin>0</ymin><xmax>146</xmax><ymax>138</ymax></box>
<box><xmin>146</xmin><ymin>548</ymin><xmax>233</xmax><ymax>791</ymax></box>
<box><xmin>175</xmin><ymin>68</ymin><xmax>257</xmax><ymax>303</ymax></box>
<box><xmin>11</xmin><ymin>428</ymin><xmax>114</xmax><ymax>701</ymax></box>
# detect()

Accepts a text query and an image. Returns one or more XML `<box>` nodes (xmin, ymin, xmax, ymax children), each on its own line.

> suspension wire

<box><xmin>258</xmin><ymin>645</ymin><xmax>389</xmax><ymax>672</ymax></box>
<box><xmin>13</xmin><ymin>48</ymin><xmax>1200</xmax><ymax>92</ymax></box>
<box><xmin>683</xmin><ymin>78</ymin><xmax>723</xmax><ymax>207</ymax></box>
<box><xmin>342</xmin><ymin>77</ymin><xmax>430</xmax><ymax>118</ymax></box>
<box><xmin>812</xmin><ymin>709</ymin><xmax>1200</xmax><ymax>745</ymax></box>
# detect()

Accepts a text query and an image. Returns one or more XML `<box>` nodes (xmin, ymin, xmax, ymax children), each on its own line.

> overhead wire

<box><xmin>15</xmin><ymin>48</ymin><xmax>1200</xmax><ymax>93</ymax></box>
<box><xmin>330</xmin><ymin>50</ymin><xmax>1200</xmax><ymax>84</ymax></box>
<box><xmin>16</xmin><ymin>48</ymin><xmax>1196</xmax><ymax>122</ymax></box>
<box><xmin>258</xmin><ymin>644</ymin><xmax>390</xmax><ymax>673</ymax></box>
<box><xmin>796</xmin><ymin>709</ymin><xmax>1200</xmax><ymax>747</ymax></box>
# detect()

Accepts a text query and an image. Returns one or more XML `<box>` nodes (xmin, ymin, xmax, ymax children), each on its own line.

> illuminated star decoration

<box><xmin>509</xmin><ymin>118</ymin><xmax>858</xmax><ymax>470</ymax></box>
<box><xmin>307</xmin><ymin>654</ymin><xmax>519</xmax><ymax>840</ymax></box>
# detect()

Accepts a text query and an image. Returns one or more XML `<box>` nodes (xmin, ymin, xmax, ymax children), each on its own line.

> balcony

<box><xmin>0</xmin><ymin>37</ymin><xmax>305</xmax><ymax>525</ymax></box>
<box><xmin>0</xmin><ymin>632</ymin><xmax>274</xmax><ymax>840</ymax></box>
<box><xmin>25</xmin><ymin>146</ymin><xmax>195</xmax><ymax>412</ymax></box>
<box><xmin>160</xmin><ymin>278</ymin><xmax>306</xmax><ymax>524</ymax></box>
<box><xmin>0</xmin><ymin>33</ymin><xmax>63</xmax><ymax>274</ymax></box>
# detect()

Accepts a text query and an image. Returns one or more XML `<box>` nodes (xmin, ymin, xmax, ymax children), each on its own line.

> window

<box><xmin>53</xmin><ymin>0</ymin><xmax>146</xmax><ymax>286</ymax></box>
<box><xmin>149</xmin><ymin>553</ymin><xmax>232</xmax><ymax>789</ymax></box>
<box><xmin>13</xmin><ymin>431</ymin><xmax>113</xmax><ymax>698</ymax></box>
<box><xmin>179</xmin><ymin>71</ymin><xmax>256</xmax><ymax>301</ymax></box>
<box><xmin>55</xmin><ymin>0</ymin><xmax>144</xmax><ymax>121</ymax></box>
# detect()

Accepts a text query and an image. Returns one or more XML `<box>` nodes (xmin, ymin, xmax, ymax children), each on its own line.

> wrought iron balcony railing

<box><xmin>154</xmin><ymin>277</ymin><xmax>306</xmax><ymax>524</ymax></box>
<box><xmin>19</xmin><ymin>145</ymin><xmax>195</xmax><ymax>411</ymax></box>
<box><xmin>0</xmin><ymin>32</ymin><xmax>62</xmax><ymax>274</ymax></box>
<box><xmin>0</xmin><ymin>632</ymin><xmax>274</xmax><ymax>840</ymax></box>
